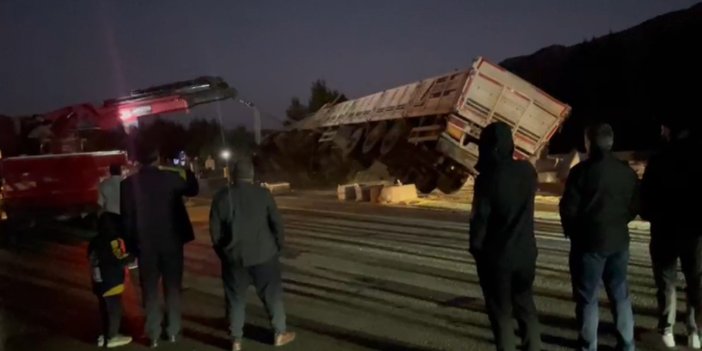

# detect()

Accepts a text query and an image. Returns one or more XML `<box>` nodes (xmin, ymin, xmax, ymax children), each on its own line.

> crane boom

<box><xmin>41</xmin><ymin>76</ymin><xmax>237</xmax><ymax>150</ymax></box>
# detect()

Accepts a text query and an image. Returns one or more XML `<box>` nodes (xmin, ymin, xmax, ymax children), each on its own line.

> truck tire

<box><xmin>341</xmin><ymin>127</ymin><xmax>365</xmax><ymax>158</ymax></box>
<box><xmin>362</xmin><ymin>121</ymin><xmax>387</xmax><ymax>155</ymax></box>
<box><xmin>415</xmin><ymin>170</ymin><xmax>438</xmax><ymax>194</ymax></box>
<box><xmin>437</xmin><ymin>173</ymin><xmax>465</xmax><ymax>194</ymax></box>
<box><xmin>380</xmin><ymin>121</ymin><xmax>409</xmax><ymax>156</ymax></box>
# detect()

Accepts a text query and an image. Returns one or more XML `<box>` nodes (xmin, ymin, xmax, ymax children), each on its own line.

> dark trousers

<box><xmin>98</xmin><ymin>294</ymin><xmax>123</xmax><ymax>339</ymax></box>
<box><xmin>139</xmin><ymin>248</ymin><xmax>184</xmax><ymax>340</ymax></box>
<box><xmin>650</xmin><ymin>235</ymin><xmax>702</xmax><ymax>334</ymax></box>
<box><xmin>477</xmin><ymin>259</ymin><xmax>541</xmax><ymax>351</ymax></box>
<box><xmin>570</xmin><ymin>249</ymin><xmax>634</xmax><ymax>351</ymax></box>
<box><xmin>221</xmin><ymin>255</ymin><xmax>287</xmax><ymax>339</ymax></box>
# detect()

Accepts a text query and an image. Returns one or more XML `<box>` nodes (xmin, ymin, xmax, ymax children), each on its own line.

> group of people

<box><xmin>89</xmin><ymin>144</ymin><xmax>295</xmax><ymax>350</ymax></box>
<box><xmin>470</xmin><ymin>120</ymin><xmax>699</xmax><ymax>351</ymax></box>
<box><xmin>88</xmin><ymin>119</ymin><xmax>698</xmax><ymax>351</ymax></box>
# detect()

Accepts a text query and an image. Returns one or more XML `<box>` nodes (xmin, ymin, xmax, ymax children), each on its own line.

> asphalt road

<box><xmin>0</xmin><ymin>190</ymin><xmax>683</xmax><ymax>350</ymax></box>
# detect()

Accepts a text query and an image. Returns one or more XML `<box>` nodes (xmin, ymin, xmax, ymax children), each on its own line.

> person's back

<box><xmin>119</xmin><ymin>147</ymin><xmax>198</xmax><ymax>347</ymax></box>
<box><xmin>209</xmin><ymin>160</ymin><xmax>294</xmax><ymax>350</ymax></box>
<box><xmin>210</xmin><ymin>181</ymin><xmax>282</xmax><ymax>267</ymax></box>
<box><xmin>563</xmin><ymin>153</ymin><xmax>638</xmax><ymax>253</ymax></box>
<box><xmin>122</xmin><ymin>164</ymin><xmax>198</xmax><ymax>253</ymax></box>
<box><xmin>88</xmin><ymin>215</ymin><xmax>132</xmax><ymax>348</ymax></box>
<box><xmin>642</xmin><ymin>132</ymin><xmax>697</xmax><ymax>233</ymax></box>
<box><xmin>470</xmin><ymin>122</ymin><xmax>540</xmax><ymax>351</ymax></box>
<box><xmin>98</xmin><ymin>164</ymin><xmax>123</xmax><ymax>215</ymax></box>
<box><xmin>641</xmin><ymin>126</ymin><xmax>702</xmax><ymax>348</ymax></box>
<box><xmin>560</xmin><ymin>123</ymin><xmax>638</xmax><ymax>351</ymax></box>
<box><xmin>474</xmin><ymin>159</ymin><xmax>537</xmax><ymax>265</ymax></box>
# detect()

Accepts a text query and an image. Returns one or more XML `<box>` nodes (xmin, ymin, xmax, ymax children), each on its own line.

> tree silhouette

<box><xmin>285</xmin><ymin>97</ymin><xmax>308</xmax><ymax>123</ymax></box>
<box><xmin>285</xmin><ymin>79</ymin><xmax>347</xmax><ymax>125</ymax></box>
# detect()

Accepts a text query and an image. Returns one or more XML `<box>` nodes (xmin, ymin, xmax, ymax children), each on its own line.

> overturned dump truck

<box><xmin>258</xmin><ymin>57</ymin><xmax>571</xmax><ymax>193</ymax></box>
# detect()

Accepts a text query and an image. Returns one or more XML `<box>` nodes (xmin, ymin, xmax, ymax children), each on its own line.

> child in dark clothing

<box><xmin>89</xmin><ymin>212</ymin><xmax>132</xmax><ymax>348</ymax></box>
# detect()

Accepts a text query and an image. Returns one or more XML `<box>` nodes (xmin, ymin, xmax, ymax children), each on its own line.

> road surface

<box><xmin>0</xmin><ymin>190</ymin><xmax>681</xmax><ymax>350</ymax></box>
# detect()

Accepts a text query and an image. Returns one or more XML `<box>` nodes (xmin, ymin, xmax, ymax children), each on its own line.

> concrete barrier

<box><xmin>353</xmin><ymin>184</ymin><xmax>385</xmax><ymax>203</ymax></box>
<box><xmin>378</xmin><ymin>184</ymin><xmax>418</xmax><ymax>203</ymax></box>
<box><xmin>262</xmin><ymin>182</ymin><xmax>291</xmax><ymax>194</ymax></box>
<box><xmin>337</xmin><ymin>184</ymin><xmax>357</xmax><ymax>201</ymax></box>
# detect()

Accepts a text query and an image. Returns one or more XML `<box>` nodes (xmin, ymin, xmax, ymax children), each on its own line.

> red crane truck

<box><xmin>0</xmin><ymin>77</ymin><xmax>237</xmax><ymax>237</ymax></box>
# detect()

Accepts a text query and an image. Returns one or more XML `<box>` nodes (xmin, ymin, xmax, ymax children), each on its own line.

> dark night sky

<box><xmin>0</xmin><ymin>0</ymin><xmax>697</xmax><ymax>130</ymax></box>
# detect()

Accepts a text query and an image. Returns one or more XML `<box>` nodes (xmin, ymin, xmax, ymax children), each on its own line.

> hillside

<box><xmin>500</xmin><ymin>3</ymin><xmax>702</xmax><ymax>153</ymax></box>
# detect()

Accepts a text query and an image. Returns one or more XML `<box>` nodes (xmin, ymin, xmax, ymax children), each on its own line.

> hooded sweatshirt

<box><xmin>469</xmin><ymin>122</ymin><xmax>538</xmax><ymax>267</ymax></box>
<box><xmin>641</xmin><ymin>131</ymin><xmax>699</xmax><ymax>238</ymax></box>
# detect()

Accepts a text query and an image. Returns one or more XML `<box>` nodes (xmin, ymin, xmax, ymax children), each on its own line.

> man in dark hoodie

<box><xmin>641</xmin><ymin>121</ymin><xmax>700</xmax><ymax>349</ymax></box>
<box><xmin>209</xmin><ymin>158</ymin><xmax>295</xmax><ymax>351</ymax></box>
<box><xmin>470</xmin><ymin>122</ymin><xmax>541</xmax><ymax>351</ymax></box>
<box><xmin>560</xmin><ymin>123</ymin><xmax>639</xmax><ymax>351</ymax></box>
<box><xmin>120</xmin><ymin>143</ymin><xmax>199</xmax><ymax>348</ymax></box>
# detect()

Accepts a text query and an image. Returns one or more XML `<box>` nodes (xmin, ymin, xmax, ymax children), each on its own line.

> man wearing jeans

<box><xmin>560</xmin><ymin>123</ymin><xmax>639</xmax><ymax>351</ymax></box>
<box><xmin>641</xmin><ymin>121</ymin><xmax>700</xmax><ymax>348</ymax></box>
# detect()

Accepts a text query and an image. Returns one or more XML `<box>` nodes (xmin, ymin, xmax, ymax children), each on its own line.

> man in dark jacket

<box><xmin>120</xmin><ymin>146</ymin><xmax>198</xmax><ymax>347</ymax></box>
<box><xmin>470</xmin><ymin>122</ymin><xmax>541</xmax><ymax>351</ymax></box>
<box><xmin>560</xmin><ymin>123</ymin><xmax>639</xmax><ymax>351</ymax></box>
<box><xmin>641</xmin><ymin>121</ymin><xmax>701</xmax><ymax>349</ymax></box>
<box><xmin>209</xmin><ymin>158</ymin><xmax>295</xmax><ymax>351</ymax></box>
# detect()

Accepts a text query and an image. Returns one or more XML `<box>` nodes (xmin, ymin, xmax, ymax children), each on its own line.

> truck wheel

<box><xmin>300</xmin><ymin>132</ymin><xmax>321</xmax><ymax>154</ymax></box>
<box><xmin>341</xmin><ymin>127</ymin><xmax>365</xmax><ymax>158</ymax></box>
<box><xmin>362</xmin><ymin>121</ymin><xmax>387</xmax><ymax>155</ymax></box>
<box><xmin>437</xmin><ymin>173</ymin><xmax>466</xmax><ymax>194</ymax></box>
<box><xmin>415</xmin><ymin>170</ymin><xmax>438</xmax><ymax>194</ymax></box>
<box><xmin>271</xmin><ymin>132</ymin><xmax>287</xmax><ymax>153</ymax></box>
<box><xmin>380</xmin><ymin>121</ymin><xmax>409</xmax><ymax>156</ymax></box>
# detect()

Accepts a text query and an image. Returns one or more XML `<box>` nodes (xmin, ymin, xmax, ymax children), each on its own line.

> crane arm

<box><xmin>44</xmin><ymin>76</ymin><xmax>237</xmax><ymax>138</ymax></box>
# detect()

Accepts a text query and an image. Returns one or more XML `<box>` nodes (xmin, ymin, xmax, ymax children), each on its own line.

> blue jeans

<box><xmin>570</xmin><ymin>249</ymin><xmax>635</xmax><ymax>351</ymax></box>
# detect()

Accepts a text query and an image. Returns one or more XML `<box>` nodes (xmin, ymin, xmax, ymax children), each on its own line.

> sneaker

<box><xmin>662</xmin><ymin>332</ymin><xmax>676</xmax><ymax>348</ymax></box>
<box><xmin>106</xmin><ymin>335</ymin><xmax>133</xmax><ymax>348</ymax></box>
<box><xmin>274</xmin><ymin>331</ymin><xmax>296</xmax><ymax>347</ymax></box>
<box><xmin>690</xmin><ymin>332</ymin><xmax>701</xmax><ymax>349</ymax></box>
<box><xmin>232</xmin><ymin>339</ymin><xmax>242</xmax><ymax>351</ymax></box>
<box><xmin>97</xmin><ymin>334</ymin><xmax>105</xmax><ymax>347</ymax></box>
<box><xmin>149</xmin><ymin>339</ymin><xmax>159</xmax><ymax>348</ymax></box>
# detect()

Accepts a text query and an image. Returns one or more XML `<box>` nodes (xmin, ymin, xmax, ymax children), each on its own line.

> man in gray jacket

<box><xmin>209</xmin><ymin>158</ymin><xmax>295</xmax><ymax>351</ymax></box>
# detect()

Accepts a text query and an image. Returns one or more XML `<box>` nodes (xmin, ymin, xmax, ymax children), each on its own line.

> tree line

<box><xmin>285</xmin><ymin>80</ymin><xmax>347</xmax><ymax>125</ymax></box>
<box><xmin>126</xmin><ymin>118</ymin><xmax>255</xmax><ymax>161</ymax></box>
<box><xmin>84</xmin><ymin>79</ymin><xmax>348</xmax><ymax>161</ymax></box>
